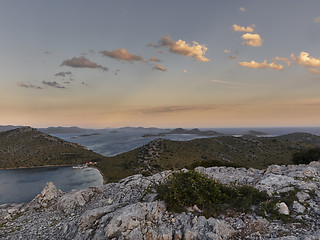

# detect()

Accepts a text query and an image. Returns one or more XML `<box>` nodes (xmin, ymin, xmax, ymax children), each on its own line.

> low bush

<box><xmin>155</xmin><ymin>170</ymin><xmax>269</xmax><ymax>217</ymax></box>
<box><xmin>292</xmin><ymin>148</ymin><xmax>320</xmax><ymax>164</ymax></box>
<box><xmin>188</xmin><ymin>159</ymin><xmax>244</xmax><ymax>169</ymax></box>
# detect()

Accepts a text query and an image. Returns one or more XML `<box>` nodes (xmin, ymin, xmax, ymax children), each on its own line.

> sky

<box><xmin>1</xmin><ymin>0</ymin><xmax>320</xmax><ymax>128</ymax></box>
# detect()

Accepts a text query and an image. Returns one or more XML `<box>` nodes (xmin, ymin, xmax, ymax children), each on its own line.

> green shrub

<box><xmin>188</xmin><ymin>159</ymin><xmax>244</xmax><ymax>169</ymax></box>
<box><xmin>155</xmin><ymin>170</ymin><xmax>269</xmax><ymax>217</ymax></box>
<box><xmin>292</xmin><ymin>148</ymin><xmax>320</xmax><ymax>164</ymax></box>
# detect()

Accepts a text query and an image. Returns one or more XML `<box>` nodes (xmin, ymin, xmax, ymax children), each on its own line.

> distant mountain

<box><xmin>164</xmin><ymin>128</ymin><xmax>222</xmax><ymax>136</ymax></box>
<box><xmin>275</xmin><ymin>132</ymin><xmax>320</xmax><ymax>145</ymax></box>
<box><xmin>0</xmin><ymin>125</ymin><xmax>22</xmax><ymax>132</ymax></box>
<box><xmin>39</xmin><ymin>126</ymin><xmax>90</xmax><ymax>134</ymax></box>
<box><xmin>241</xmin><ymin>130</ymin><xmax>268</xmax><ymax>136</ymax></box>
<box><xmin>118</xmin><ymin>127</ymin><xmax>164</xmax><ymax>131</ymax></box>
<box><xmin>0</xmin><ymin>126</ymin><xmax>104</xmax><ymax>169</ymax></box>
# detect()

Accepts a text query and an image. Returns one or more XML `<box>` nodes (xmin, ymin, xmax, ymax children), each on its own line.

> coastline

<box><xmin>91</xmin><ymin>166</ymin><xmax>107</xmax><ymax>184</ymax></box>
<box><xmin>0</xmin><ymin>164</ymin><xmax>74</xmax><ymax>171</ymax></box>
<box><xmin>0</xmin><ymin>164</ymin><xmax>107</xmax><ymax>185</ymax></box>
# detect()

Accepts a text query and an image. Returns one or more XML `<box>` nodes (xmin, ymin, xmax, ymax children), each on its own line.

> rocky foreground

<box><xmin>0</xmin><ymin>162</ymin><xmax>319</xmax><ymax>240</ymax></box>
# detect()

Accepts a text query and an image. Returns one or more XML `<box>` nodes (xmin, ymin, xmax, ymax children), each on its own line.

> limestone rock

<box><xmin>277</xmin><ymin>202</ymin><xmax>290</xmax><ymax>215</ymax></box>
<box><xmin>296</xmin><ymin>191</ymin><xmax>310</xmax><ymax>202</ymax></box>
<box><xmin>1</xmin><ymin>161</ymin><xmax>319</xmax><ymax>240</ymax></box>
<box><xmin>293</xmin><ymin>201</ymin><xmax>306</xmax><ymax>214</ymax></box>
<box><xmin>31</xmin><ymin>182</ymin><xmax>63</xmax><ymax>208</ymax></box>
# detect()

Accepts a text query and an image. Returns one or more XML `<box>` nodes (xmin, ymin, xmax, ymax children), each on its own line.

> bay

<box><xmin>0</xmin><ymin>166</ymin><xmax>103</xmax><ymax>205</ymax></box>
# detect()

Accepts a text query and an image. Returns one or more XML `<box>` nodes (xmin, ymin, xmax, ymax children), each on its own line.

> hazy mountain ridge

<box><xmin>0</xmin><ymin>127</ymin><xmax>104</xmax><ymax>169</ymax></box>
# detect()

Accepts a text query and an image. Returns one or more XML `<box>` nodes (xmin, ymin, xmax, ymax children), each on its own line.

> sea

<box><xmin>0</xmin><ymin>166</ymin><xmax>103</xmax><ymax>205</ymax></box>
<box><xmin>1</xmin><ymin>126</ymin><xmax>319</xmax><ymax>205</ymax></box>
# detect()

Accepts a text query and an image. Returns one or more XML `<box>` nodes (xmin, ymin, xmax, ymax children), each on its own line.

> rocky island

<box><xmin>0</xmin><ymin>161</ymin><xmax>319</xmax><ymax>239</ymax></box>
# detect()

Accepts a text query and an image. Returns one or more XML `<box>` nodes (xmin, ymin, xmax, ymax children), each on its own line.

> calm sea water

<box><xmin>0</xmin><ymin>166</ymin><xmax>103</xmax><ymax>205</ymax></box>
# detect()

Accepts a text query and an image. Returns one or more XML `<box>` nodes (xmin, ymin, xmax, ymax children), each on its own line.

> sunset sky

<box><xmin>1</xmin><ymin>0</ymin><xmax>320</xmax><ymax>128</ymax></box>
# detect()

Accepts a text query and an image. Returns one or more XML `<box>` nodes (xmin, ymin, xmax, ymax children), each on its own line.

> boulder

<box><xmin>277</xmin><ymin>202</ymin><xmax>290</xmax><ymax>215</ymax></box>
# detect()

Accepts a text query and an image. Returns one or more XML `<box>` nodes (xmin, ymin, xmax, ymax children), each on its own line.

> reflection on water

<box><xmin>0</xmin><ymin>166</ymin><xmax>103</xmax><ymax>205</ymax></box>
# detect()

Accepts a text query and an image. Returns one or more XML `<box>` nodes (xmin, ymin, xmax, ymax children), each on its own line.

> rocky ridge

<box><xmin>0</xmin><ymin>162</ymin><xmax>319</xmax><ymax>239</ymax></box>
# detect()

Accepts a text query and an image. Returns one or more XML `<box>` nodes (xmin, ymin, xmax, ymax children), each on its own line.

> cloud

<box><xmin>308</xmin><ymin>68</ymin><xmax>320</xmax><ymax>74</ymax></box>
<box><xmin>211</xmin><ymin>79</ymin><xmax>248</xmax><ymax>87</ymax></box>
<box><xmin>239</xmin><ymin>7</ymin><xmax>246</xmax><ymax>12</ymax></box>
<box><xmin>146</xmin><ymin>43</ymin><xmax>158</xmax><ymax>48</ymax></box>
<box><xmin>274</xmin><ymin>57</ymin><xmax>291</xmax><ymax>67</ymax></box>
<box><xmin>153</xmin><ymin>64</ymin><xmax>167</xmax><ymax>72</ymax></box>
<box><xmin>291</xmin><ymin>51</ymin><xmax>320</xmax><ymax>68</ymax></box>
<box><xmin>232</xmin><ymin>24</ymin><xmax>255</xmax><ymax>32</ymax></box>
<box><xmin>135</xmin><ymin>105</ymin><xmax>224</xmax><ymax>114</ymax></box>
<box><xmin>228</xmin><ymin>55</ymin><xmax>238</xmax><ymax>60</ymax></box>
<box><xmin>100</xmin><ymin>48</ymin><xmax>144</xmax><ymax>62</ymax></box>
<box><xmin>17</xmin><ymin>82</ymin><xmax>43</xmax><ymax>89</ymax></box>
<box><xmin>149</xmin><ymin>57</ymin><xmax>160</xmax><ymax>62</ymax></box>
<box><xmin>54</xmin><ymin>71</ymin><xmax>72</xmax><ymax>77</ymax></box>
<box><xmin>314</xmin><ymin>17</ymin><xmax>320</xmax><ymax>23</ymax></box>
<box><xmin>155</xmin><ymin>35</ymin><xmax>210</xmax><ymax>62</ymax></box>
<box><xmin>61</xmin><ymin>56</ymin><xmax>108</xmax><ymax>71</ymax></box>
<box><xmin>241</xmin><ymin>33</ymin><xmax>262</xmax><ymax>47</ymax></box>
<box><xmin>238</xmin><ymin>60</ymin><xmax>283</xmax><ymax>71</ymax></box>
<box><xmin>42</xmin><ymin>81</ymin><xmax>66</xmax><ymax>89</ymax></box>
<box><xmin>114</xmin><ymin>69</ymin><xmax>121</xmax><ymax>76</ymax></box>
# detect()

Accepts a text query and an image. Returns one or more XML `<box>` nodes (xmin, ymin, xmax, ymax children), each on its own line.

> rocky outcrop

<box><xmin>0</xmin><ymin>162</ymin><xmax>319</xmax><ymax>239</ymax></box>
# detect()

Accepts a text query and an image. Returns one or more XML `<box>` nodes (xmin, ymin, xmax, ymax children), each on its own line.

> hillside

<box><xmin>98</xmin><ymin>134</ymin><xmax>319</xmax><ymax>182</ymax></box>
<box><xmin>1</xmin><ymin>161</ymin><xmax>319</xmax><ymax>239</ymax></box>
<box><xmin>0</xmin><ymin>127</ymin><xmax>104</xmax><ymax>169</ymax></box>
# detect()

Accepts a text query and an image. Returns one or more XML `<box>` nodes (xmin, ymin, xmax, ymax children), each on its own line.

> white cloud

<box><xmin>241</xmin><ymin>33</ymin><xmax>262</xmax><ymax>47</ymax></box>
<box><xmin>153</xmin><ymin>64</ymin><xmax>167</xmax><ymax>72</ymax></box>
<box><xmin>232</xmin><ymin>24</ymin><xmax>255</xmax><ymax>32</ymax></box>
<box><xmin>274</xmin><ymin>57</ymin><xmax>291</xmax><ymax>67</ymax></box>
<box><xmin>238</xmin><ymin>60</ymin><xmax>283</xmax><ymax>71</ymax></box>
<box><xmin>291</xmin><ymin>51</ymin><xmax>320</xmax><ymax>68</ymax></box>
<box><xmin>157</xmin><ymin>35</ymin><xmax>210</xmax><ymax>62</ymax></box>
<box><xmin>313</xmin><ymin>17</ymin><xmax>320</xmax><ymax>23</ymax></box>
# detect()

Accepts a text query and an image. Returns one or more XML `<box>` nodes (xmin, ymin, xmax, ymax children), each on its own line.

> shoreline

<box><xmin>0</xmin><ymin>164</ymin><xmax>74</xmax><ymax>171</ymax></box>
<box><xmin>0</xmin><ymin>164</ymin><xmax>107</xmax><ymax>185</ymax></box>
<box><xmin>91</xmin><ymin>166</ymin><xmax>107</xmax><ymax>184</ymax></box>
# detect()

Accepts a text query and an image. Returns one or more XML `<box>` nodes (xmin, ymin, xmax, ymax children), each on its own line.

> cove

<box><xmin>0</xmin><ymin>166</ymin><xmax>103</xmax><ymax>205</ymax></box>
